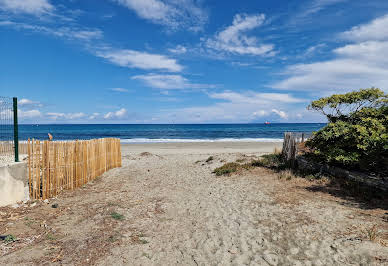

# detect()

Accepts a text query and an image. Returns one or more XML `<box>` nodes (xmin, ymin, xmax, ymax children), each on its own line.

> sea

<box><xmin>4</xmin><ymin>123</ymin><xmax>326</xmax><ymax>143</ymax></box>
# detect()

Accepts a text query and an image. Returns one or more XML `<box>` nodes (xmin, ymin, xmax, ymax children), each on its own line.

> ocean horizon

<box><xmin>4</xmin><ymin>123</ymin><xmax>326</xmax><ymax>143</ymax></box>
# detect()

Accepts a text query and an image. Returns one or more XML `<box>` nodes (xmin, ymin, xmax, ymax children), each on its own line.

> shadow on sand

<box><xmin>304</xmin><ymin>177</ymin><xmax>388</xmax><ymax>221</ymax></box>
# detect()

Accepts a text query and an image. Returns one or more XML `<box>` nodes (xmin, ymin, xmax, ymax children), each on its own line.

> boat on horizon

<box><xmin>264</xmin><ymin>121</ymin><xmax>270</xmax><ymax>125</ymax></box>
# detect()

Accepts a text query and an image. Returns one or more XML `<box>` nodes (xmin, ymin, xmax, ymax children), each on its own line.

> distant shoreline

<box><xmin>18</xmin><ymin>123</ymin><xmax>326</xmax><ymax>125</ymax></box>
<box><xmin>3</xmin><ymin>123</ymin><xmax>323</xmax><ymax>141</ymax></box>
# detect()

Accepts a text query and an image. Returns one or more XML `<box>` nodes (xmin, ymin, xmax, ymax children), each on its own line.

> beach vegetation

<box><xmin>250</xmin><ymin>154</ymin><xmax>286</xmax><ymax>169</ymax></box>
<box><xmin>213</xmin><ymin>154</ymin><xmax>287</xmax><ymax>176</ymax></box>
<box><xmin>108</xmin><ymin>234</ymin><xmax>120</xmax><ymax>243</ymax></box>
<box><xmin>365</xmin><ymin>225</ymin><xmax>379</xmax><ymax>242</ymax></box>
<box><xmin>278</xmin><ymin>170</ymin><xmax>295</xmax><ymax>180</ymax></box>
<box><xmin>306</xmin><ymin>88</ymin><xmax>388</xmax><ymax>174</ymax></box>
<box><xmin>142</xmin><ymin>253</ymin><xmax>151</xmax><ymax>259</ymax></box>
<box><xmin>213</xmin><ymin>162</ymin><xmax>240</xmax><ymax>176</ymax></box>
<box><xmin>3</xmin><ymin>235</ymin><xmax>16</xmax><ymax>244</ymax></box>
<box><xmin>46</xmin><ymin>233</ymin><xmax>56</xmax><ymax>241</ymax></box>
<box><xmin>110</xmin><ymin>212</ymin><xmax>125</xmax><ymax>220</ymax></box>
<box><xmin>206</xmin><ymin>156</ymin><xmax>214</xmax><ymax>162</ymax></box>
<box><xmin>140</xmin><ymin>239</ymin><xmax>149</xmax><ymax>244</ymax></box>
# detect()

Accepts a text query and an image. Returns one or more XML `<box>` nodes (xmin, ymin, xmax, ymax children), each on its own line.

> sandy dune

<box><xmin>0</xmin><ymin>143</ymin><xmax>387</xmax><ymax>265</ymax></box>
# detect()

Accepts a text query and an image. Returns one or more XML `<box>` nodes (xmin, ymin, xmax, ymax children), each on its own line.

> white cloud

<box><xmin>341</xmin><ymin>14</ymin><xmax>388</xmax><ymax>42</ymax></box>
<box><xmin>89</xmin><ymin>112</ymin><xmax>100</xmax><ymax>120</ymax></box>
<box><xmin>115</xmin><ymin>0</ymin><xmax>207</xmax><ymax>31</ymax></box>
<box><xmin>25</xmin><ymin>109</ymin><xmax>127</xmax><ymax>121</ymax></box>
<box><xmin>301</xmin><ymin>0</ymin><xmax>347</xmax><ymax>17</ymax></box>
<box><xmin>46</xmin><ymin>112</ymin><xmax>86</xmax><ymax>120</ymax></box>
<box><xmin>96</xmin><ymin>49</ymin><xmax>183</xmax><ymax>72</ymax></box>
<box><xmin>0</xmin><ymin>0</ymin><xmax>54</xmax><ymax>15</ymax></box>
<box><xmin>168</xmin><ymin>45</ymin><xmax>187</xmax><ymax>54</ymax></box>
<box><xmin>209</xmin><ymin>91</ymin><xmax>305</xmax><ymax>104</ymax></box>
<box><xmin>252</xmin><ymin>110</ymin><xmax>268</xmax><ymax>117</ymax></box>
<box><xmin>104</xmin><ymin>108</ymin><xmax>128</xmax><ymax>119</ymax></box>
<box><xmin>67</xmin><ymin>113</ymin><xmax>86</xmax><ymax>119</ymax></box>
<box><xmin>19</xmin><ymin>109</ymin><xmax>41</xmax><ymax>119</ymax></box>
<box><xmin>18</xmin><ymin>98</ymin><xmax>42</xmax><ymax>107</ymax></box>
<box><xmin>205</xmin><ymin>13</ymin><xmax>275</xmax><ymax>56</ymax></box>
<box><xmin>132</xmin><ymin>73</ymin><xmax>217</xmax><ymax>89</ymax></box>
<box><xmin>157</xmin><ymin>91</ymin><xmax>307</xmax><ymax>123</ymax></box>
<box><xmin>272</xmin><ymin>14</ymin><xmax>388</xmax><ymax>93</ymax></box>
<box><xmin>334</xmin><ymin>41</ymin><xmax>388</xmax><ymax>65</ymax></box>
<box><xmin>0</xmin><ymin>20</ymin><xmax>103</xmax><ymax>42</ymax></box>
<box><xmin>303</xmin><ymin>43</ymin><xmax>326</xmax><ymax>57</ymax></box>
<box><xmin>290</xmin><ymin>0</ymin><xmax>348</xmax><ymax>26</ymax></box>
<box><xmin>271</xmin><ymin>109</ymin><xmax>287</xmax><ymax>119</ymax></box>
<box><xmin>110</xmin><ymin>88</ymin><xmax>129</xmax><ymax>92</ymax></box>
<box><xmin>67</xmin><ymin>29</ymin><xmax>103</xmax><ymax>41</ymax></box>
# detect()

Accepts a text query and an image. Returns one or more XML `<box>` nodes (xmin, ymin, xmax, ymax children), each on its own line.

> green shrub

<box><xmin>306</xmin><ymin>88</ymin><xmax>388</xmax><ymax>173</ymax></box>
<box><xmin>213</xmin><ymin>154</ymin><xmax>287</xmax><ymax>176</ymax></box>
<box><xmin>250</xmin><ymin>154</ymin><xmax>286</xmax><ymax>169</ymax></box>
<box><xmin>110</xmin><ymin>212</ymin><xmax>125</xmax><ymax>220</ymax></box>
<box><xmin>212</xmin><ymin>162</ymin><xmax>240</xmax><ymax>176</ymax></box>
<box><xmin>4</xmin><ymin>235</ymin><xmax>16</xmax><ymax>244</ymax></box>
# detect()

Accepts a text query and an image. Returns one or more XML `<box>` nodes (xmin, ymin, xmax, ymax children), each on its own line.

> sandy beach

<box><xmin>121</xmin><ymin>141</ymin><xmax>283</xmax><ymax>155</ymax></box>
<box><xmin>0</xmin><ymin>142</ymin><xmax>387</xmax><ymax>265</ymax></box>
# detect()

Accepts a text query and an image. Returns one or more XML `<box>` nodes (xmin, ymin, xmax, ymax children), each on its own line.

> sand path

<box><xmin>0</xmin><ymin>144</ymin><xmax>387</xmax><ymax>265</ymax></box>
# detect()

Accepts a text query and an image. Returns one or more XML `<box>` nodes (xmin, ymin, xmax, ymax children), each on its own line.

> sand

<box><xmin>120</xmin><ymin>142</ymin><xmax>283</xmax><ymax>155</ymax></box>
<box><xmin>0</xmin><ymin>142</ymin><xmax>387</xmax><ymax>265</ymax></box>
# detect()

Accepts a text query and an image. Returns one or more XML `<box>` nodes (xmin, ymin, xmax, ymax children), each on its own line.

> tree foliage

<box><xmin>306</xmin><ymin>88</ymin><xmax>388</xmax><ymax>173</ymax></box>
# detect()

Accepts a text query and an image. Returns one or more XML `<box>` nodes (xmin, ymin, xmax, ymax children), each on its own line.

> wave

<box><xmin>120</xmin><ymin>138</ymin><xmax>284</xmax><ymax>143</ymax></box>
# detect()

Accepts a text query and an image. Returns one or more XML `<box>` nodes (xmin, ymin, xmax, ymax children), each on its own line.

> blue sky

<box><xmin>1</xmin><ymin>0</ymin><xmax>388</xmax><ymax>124</ymax></box>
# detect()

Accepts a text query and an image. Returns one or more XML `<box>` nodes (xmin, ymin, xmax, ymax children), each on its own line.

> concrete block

<box><xmin>0</xmin><ymin>162</ymin><xmax>29</xmax><ymax>207</ymax></box>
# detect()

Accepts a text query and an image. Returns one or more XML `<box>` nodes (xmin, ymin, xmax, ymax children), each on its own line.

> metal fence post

<box><xmin>13</xmin><ymin>97</ymin><xmax>19</xmax><ymax>162</ymax></box>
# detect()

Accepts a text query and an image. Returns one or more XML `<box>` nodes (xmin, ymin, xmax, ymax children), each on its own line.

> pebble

<box><xmin>290</xmin><ymin>247</ymin><xmax>299</xmax><ymax>255</ymax></box>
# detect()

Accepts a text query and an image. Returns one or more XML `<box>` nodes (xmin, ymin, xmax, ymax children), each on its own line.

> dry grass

<box><xmin>278</xmin><ymin>169</ymin><xmax>295</xmax><ymax>180</ymax></box>
<box><xmin>273</xmin><ymin>147</ymin><xmax>282</xmax><ymax>154</ymax></box>
<box><xmin>365</xmin><ymin>225</ymin><xmax>379</xmax><ymax>242</ymax></box>
<box><xmin>140</xmin><ymin>152</ymin><xmax>153</xmax><ymax>157</ymax></box>
<box><xmin>213</xmin><ymin>154</ymin><xmax>286</xmax><ymax>176</ymax></box>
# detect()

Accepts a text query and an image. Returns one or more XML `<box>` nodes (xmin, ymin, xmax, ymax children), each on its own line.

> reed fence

<box><xmin>27</xmin><ymin>138</ymin><xmax>122</xmax><ymax>200</ymax></box>
<box><xmin>18</xmin><ymin>141</ymin><xmax>29</xmax><ymax>155</ymax></box>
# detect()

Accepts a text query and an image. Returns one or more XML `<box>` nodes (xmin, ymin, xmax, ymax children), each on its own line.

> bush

<box><xmin>212</xmin><ymin>154</ymin><xmax>286</xmax><ymax>176</ymax></box>
<box><xmin>306</xmin><ymin>88</ymin><xmax>388</xmax><ymax>173</ymax></box>
<box><xmin>252</xmin><ymin>154</ymin><xmax>286</xmax><ymax>169</ymax></box>
<box><xmin>212</xmin><ymin>162</ymin><xmax>240</xmax><ymax>176</ymax></box>
<box><xmin>110</xmin><ymin>212</ymin><xmax>125</xmax><ymax>220</ymax></box>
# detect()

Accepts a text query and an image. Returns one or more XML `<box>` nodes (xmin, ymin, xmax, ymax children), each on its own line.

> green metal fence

<box><xmin>0</xmin><ymin>96</ymin><xmax>18</xmax><ymax>165</ymax></box>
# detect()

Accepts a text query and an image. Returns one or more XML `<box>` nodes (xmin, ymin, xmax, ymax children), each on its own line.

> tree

<box><xmin>306</xmin><ymin>88</ymin><xmax>388</xmax><ymax>173</ymax></box>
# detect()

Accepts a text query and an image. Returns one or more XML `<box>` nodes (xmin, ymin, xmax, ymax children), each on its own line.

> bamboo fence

<box><xmin>27</xmin><ymin>138</ymin><xmax>122</xmax><ymax>200</ymax></box>
<box><xmin>19</xmin><ymin>141</ymin><xmax>29</xmax><ymax>155</ymax></box>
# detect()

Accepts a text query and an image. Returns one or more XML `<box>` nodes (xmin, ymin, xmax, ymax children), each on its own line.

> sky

<box><xmin>1</xmin><ymin>0</ymin><xmax>388</xmax><ymax>124</ymax></box>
